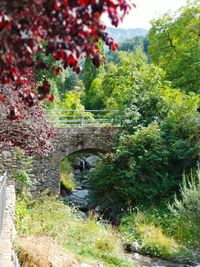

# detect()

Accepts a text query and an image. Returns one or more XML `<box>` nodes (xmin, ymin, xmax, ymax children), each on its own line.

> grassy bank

<box><xmin>16</xmin><ymin>194</ymin><xmax>132</xmax><ymax>267</ymax></box>
<box><xmin>120</xmin><ymin>207</ymin><xmax>195</xmax><ymax>263</ymax></box>
<box><xmin>119</xmin><ymin>169</ymin><xmax>200</xmax><ymax>264</ymax></box>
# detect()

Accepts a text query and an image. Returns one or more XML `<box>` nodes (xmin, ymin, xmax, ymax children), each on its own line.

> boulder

<box><xmin>73</xmin><ymin>158</ymin><xmax>82</xmax><ymax>170</ymax></box>
<box><xmin>68</xmin><ymin>189</ymin><xmax>90</xmax><ymax>210</ymax></box>
<box><xmin>130</xmin><ymin>242</ymin><xmax>140</xmax><ymax>253</ymax></box>
<box><xmin>85</xmin><ymin>156</ymin><xmax>100</xmax><ymax>169</ymax></box>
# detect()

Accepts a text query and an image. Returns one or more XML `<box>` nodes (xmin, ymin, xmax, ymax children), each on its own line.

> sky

<box><xmin>104</xmin><ymin>0</ymin><xmax>188</xmax><ymax>29</ymax></box>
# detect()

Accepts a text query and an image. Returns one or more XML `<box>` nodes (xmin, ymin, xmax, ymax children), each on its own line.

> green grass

<box><xmin>60</xmin><ymin>158</ymin><xmax>76</xmax><ymax>191</ymax></box>
<box><xmin>16</xmin><ymin>194</ymin><xmax>133</xmax><ymax>267</ymax></box>
<box><xmin>119</xmin><ymin>207</ymin><xmax>197</xmax><ymax>263</ymax></box>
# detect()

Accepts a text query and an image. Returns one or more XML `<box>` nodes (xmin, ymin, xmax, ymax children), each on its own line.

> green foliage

<box><xmin>90</xmin><ymin>123</ymin><xmax>169</xmax><ymax>218</ymax></box>
<box><xmin>60</xmin><ymin>158</ymin><xmax>75</xmax><ymax>191</ymax></box>
<box><xmin>16</xmin><ymin>195</ymin><xmax>133</xmax><ymax>267</ymax></box>
<box><xmin>82</xmin><ymin>58</ymin><xmax>98</xmax><ymax>94</ymax></box>
<box><xmin>61</xmin><ymin>90</ymin><xmax>85</xmax><ymax>111</ymax></box>
<box><xmin>119</xmin><ymin>208</ymin><xmax>194</xmax><ymax>262</ymax></box>
<box><xmin>160</xmin><ymin>89</ymin><xmax>200</xmax><ymax>178</ymax></box>
<box><xmin>106</xmin><ymin>36</ymin><xmax>149</xmax><ymax>64</ymax></box>
<box><xmin>169</xmin><ymin>166</ymin><xmax>200</xmax><ymax>246</ymax></box>
<box><xmin>148</xmin><ymin>0</ymin><xmax>200</xmax><ymax>93</ymax></box>
<box><xmin>82</xmin><ymin>76</ymin><xmax>105</xmax><ymax>110</ymax></box>
<box><xmin>82</xmin><ymin>40</ymin><xmax>106</xmax><ymax>110</ymax></box>
<box><xmin>90</xmin><ymin>56</ymin><xmax>200</xmax><ymax>217</ymax></box>
<box><xmin>12</xmin><ymin>147</ymin><xmax>33</xmax><ymax>187</ymax></box>
<box><xmin>100</xmin><ymin>49</ymin><xmax>167</xmax><ymax>111</ymax></box>
<box><xmin>15</xmin><ymin>170</ymin><xmax>31</xmax><ymax>186</ymax></box>
<box><xmin>119</xmin><ymin>36</ymin><xmax>148</xmax><ymax>53</ymax></box>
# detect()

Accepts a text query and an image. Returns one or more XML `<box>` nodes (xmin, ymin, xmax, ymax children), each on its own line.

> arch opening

<box><xmin>59</xmin><ymin>150</ymin><xmax>103</xmax><ymax>212</ymax></box>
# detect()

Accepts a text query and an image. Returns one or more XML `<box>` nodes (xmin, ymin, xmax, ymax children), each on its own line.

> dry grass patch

<box><xmin>17</xmin><ymin>237</ymin><xmax>79</xmax><ymax>267</ymax></box>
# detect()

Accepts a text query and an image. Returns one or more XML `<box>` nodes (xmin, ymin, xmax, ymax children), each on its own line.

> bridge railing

<box><xmin>45</xmin><ymin>110</ymin><xmax>118</xmax><ymax>127</ymax></box>
<box><xmin>0</xmin><ymin>172</ymin><xmax>7</xmax><ymax>237</ymax></box>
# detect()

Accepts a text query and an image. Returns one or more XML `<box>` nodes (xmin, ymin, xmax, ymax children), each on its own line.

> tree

<box><xmin>82</xmin><ymin>58</ymin><xmax>98</xmax><ymax>95</ymax></box>
<box><xmin>89</xmin><ymin>49</ymin><xmax>200</xmax><ymax>216</ymax></box>
<box><xmin>0</xmin><ymin>0</ymin><xmax>134</xmax><ymax>153</ymax></box>
<box><xmin>148</xmin><ymin>0</ymin><xmax>200</xmax><ymax>93</ymax></box>
<box><xmin>119</xmin><ymin>36</ymin><xmax>148</xmax><ymax>53</ymax></box>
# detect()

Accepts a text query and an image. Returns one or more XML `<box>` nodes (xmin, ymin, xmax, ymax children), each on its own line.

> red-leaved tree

<box><xmin>0</xmin><ymin>0</ymin><xmax>134</xmax><ymax>154</ymax></box>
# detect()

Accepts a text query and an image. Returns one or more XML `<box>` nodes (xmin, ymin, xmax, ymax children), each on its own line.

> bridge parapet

<box><xmin>45</xmin><ymin>110</ymin><xmax>118</xmax><ymax>127</ymax></box>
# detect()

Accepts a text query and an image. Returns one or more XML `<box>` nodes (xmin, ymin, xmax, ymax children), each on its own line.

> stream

<box><xmin>60</xmin><ymin>155</ymin><xmax>199</xmax><ymax>267</ymax></box>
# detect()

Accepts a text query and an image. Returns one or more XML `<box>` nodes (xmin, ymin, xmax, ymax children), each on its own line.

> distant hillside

<box><xmin>106</xmin><ymin>27</ymin><xmax>148</xmax><ymax>44</ymax></box>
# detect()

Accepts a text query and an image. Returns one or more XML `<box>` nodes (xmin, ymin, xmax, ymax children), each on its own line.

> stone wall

<box><xmin>0</xmin><ymin>184</ymin><xmax>18</xmax><ymax>267</ymax></box>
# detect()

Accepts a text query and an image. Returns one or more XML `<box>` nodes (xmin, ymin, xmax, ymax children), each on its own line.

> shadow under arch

<box><xmin>61</xmin><ymin>148</ymin><xmax>108</xmax><ymax>162</ymax></box>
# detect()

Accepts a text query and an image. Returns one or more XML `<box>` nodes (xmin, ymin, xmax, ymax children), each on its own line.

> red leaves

<box><xmin>53</xmin><ymin>67</ymin><xmax>62</xmax><ymax>76</ymax></box>
<box><xmin>19</xmin><ymin>89</ymin><xmax>37</xmax><ymax>107</ymax></box>
<box><xmin>5</xmin><ymin>54</ymin><xmax>15</xmax><ymax>65</ymax></box>
<box><xmin>0</xmin><ymin>85</ymin><xmax>55</xmax><ymax>154</ymax></box>
<box><xmin>37</xmin><ymin>80</ymin><xmax>54</xmax><ymax>103</ymax></box>
<box><xmin>111</xmin><ymin>43</ymin><xmax>119</xmax><ymax>51</ymax></box>
<box><xmin>0</xmin><ymin>13</ymin><xmax>13</xmax><ymax>31</ymax></box>
<box><xmin>48</xmin><ymin>94</ymin><xmax>54</xmax><ymax>102</ymax></box>
<box><xmin>7</xmin><ymin>106</ymin><xmax>24</xmax><ymax>121</ymax></box>
<box><xmin>0</xmin><ymin>0</ymin><xmax>134</xmax><ymax>96</ymax></box>
<box><xmin>0</xmin><ymin>0</ymin><xmax>134</xmax><ymax>154</ymax></box>
<box><xmin>78</xmin><ymin>0</ymin><xmax>90</xmax><ymax>6</ymax></box>
<box><xmin>67</xmin><ymin>55</ymin><xmax>77</xmax><ymax>66</ymax></box>
<box><xmin>53</xmin><ymin>0</ymin><xmax>62</xmax><ymax>11</ymax></box>
<box><xmin>0</xmin><ymin>95</ymin><xmax>6</xmax><ymax>103</ymax></box>
<box><xmin>38</xmin><ymin>80</ymin><xmax>51</xmax><ymax>100</ymax></box>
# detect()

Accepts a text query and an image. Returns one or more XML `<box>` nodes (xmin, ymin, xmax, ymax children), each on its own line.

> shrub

<box><xmin>169</xmin><ymin>166</ymin><xmax>200</xmax><ymax>246</ymax></box>
<box><xmin>90</xmin><ymin>122</ymin><xmax>170</xmax><ymax>218</ymax></box>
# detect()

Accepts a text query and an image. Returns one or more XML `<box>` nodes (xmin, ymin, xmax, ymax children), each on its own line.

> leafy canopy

<box><xmin>148</xmin><ymin>0</ymin><xmax>200</xmax><ymax>93</ymax></box>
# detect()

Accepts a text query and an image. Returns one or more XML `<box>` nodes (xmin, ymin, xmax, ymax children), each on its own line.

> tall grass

<box><xmin>119</xmin><ymin>167</ymin><xmax>200</xmax><ymax>263</ymax></box>
<box><xmin>60</xmin><ymin>158</ymin><xmax>75</xmax><ymax>191</ymax></box>
<box><xmin>16</xmin><ymin>195</ymin><xmax>133</xmax><ymax>267</ymax></box>
<box><xmin>169</xmin><ymin>166</ymin><xmax>200</xmax><ymax>246</ymax></box>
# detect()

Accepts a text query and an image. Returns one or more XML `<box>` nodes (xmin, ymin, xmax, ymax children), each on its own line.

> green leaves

<box><xmin>148</xmin><ymin>0</ymin><xmax>200</xmax><ymax>93</ymax></box>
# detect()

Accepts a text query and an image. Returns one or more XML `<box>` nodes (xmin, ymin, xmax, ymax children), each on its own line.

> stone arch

<box><xmin>32</xmin><ymin>126</ymin><xmax>119</xmax><ymax>194</ymax></box>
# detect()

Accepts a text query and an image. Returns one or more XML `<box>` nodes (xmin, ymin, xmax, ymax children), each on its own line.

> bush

<box><xmin>90</xmin><ymin>122</ymin><xmax>169</xmax><ymax>218</ymax></box>
<box><xmin>90</xmin><ymin>86</ymin><xmax>200</xmax><ymax>218</ymax></box>
<box><xmin>169</xmin><ymin>166</ymin><xmax>200</xmax><ymax>246</ymax></box>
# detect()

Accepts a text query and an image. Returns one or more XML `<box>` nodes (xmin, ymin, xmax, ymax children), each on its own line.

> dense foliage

<box><xmin>148</xmin><ymin>0</ymin><xmax>200</xmax><ymax>93</ymax></box>
<box><xmin>89</xmin><ymin>49</ymin><xmax>200</xmax><ymax>218</ymax></box>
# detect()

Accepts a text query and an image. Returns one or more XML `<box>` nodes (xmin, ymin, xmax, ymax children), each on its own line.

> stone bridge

<box><xmin>32</xmin><ymin>126</ymin><xmax>119</xmax><ymax>194</ymax></box>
